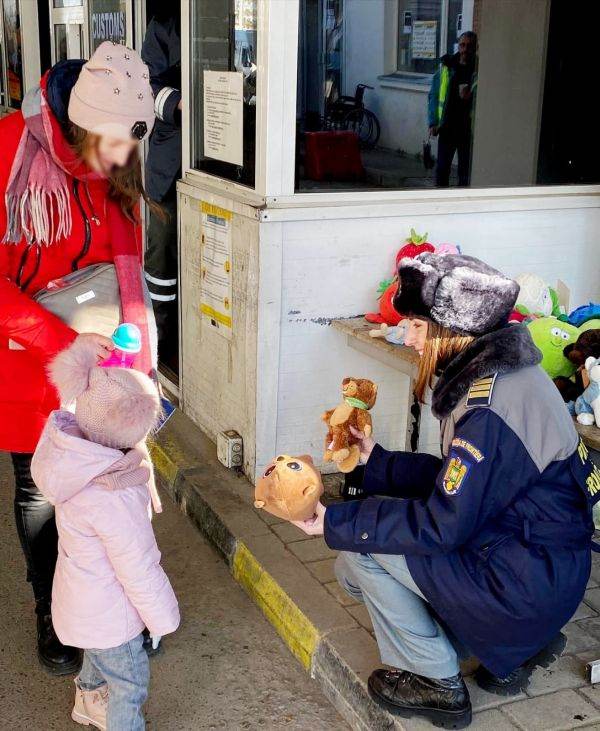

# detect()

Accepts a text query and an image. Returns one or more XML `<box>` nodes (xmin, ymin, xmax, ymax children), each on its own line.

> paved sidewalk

<box><xmin>0</xmin><ymin>452</ymin><xmax>347</xmax><ymax>730</ymax></box>
<box><xmin>150</xmin><ymin>409</ymin><xmax>600</xmax><ymax>731</ymax></box>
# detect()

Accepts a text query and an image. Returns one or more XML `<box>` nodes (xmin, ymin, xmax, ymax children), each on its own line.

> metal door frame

<box><xmin>49</xmin><ymin>0</ymin><xmax>136</xmax><ymax>64</ymax></box>
<box><xmin>49</xmin><ymin>1</ymin><xmax>89</xmax><ymax>63</ymax></box>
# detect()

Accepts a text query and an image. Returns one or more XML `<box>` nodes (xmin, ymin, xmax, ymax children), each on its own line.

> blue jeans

<box><xmin>78</xmin><ymin>633</ymin><xmax>149</xmax><ymax>730</ymax></box>
<box><xmin>335</xmin><ymin>551</ymin><xmax>460</xmax><ymax>679</ymax></box>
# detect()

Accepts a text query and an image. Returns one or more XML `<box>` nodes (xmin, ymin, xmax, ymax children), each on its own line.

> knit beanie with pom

<box><xmin>49</xmin><ymin>339</ymin><xmax>160</xmax><ymax>449</ymax></box>
<box><xmin>68</xmin><ymin>40</ymin><xmax>155</xmax><ymax>142</ymax></box>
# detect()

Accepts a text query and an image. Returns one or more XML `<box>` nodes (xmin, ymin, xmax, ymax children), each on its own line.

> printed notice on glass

<box><xmin>200</xmin><ymin>202</ymin><xmax>233</xmax><ymax>339</ymax></box>
<box><xmin>203</xmin><ymin>71</ymin><xmax>243</xmax><ymax>166</ymax></box>
<box><xmin>412</xmin><ymin>20</ymin><xmax>437</xmax><ymax>59</ymax></box>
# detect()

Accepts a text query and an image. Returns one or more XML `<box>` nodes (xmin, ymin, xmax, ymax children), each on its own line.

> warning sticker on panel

<box><xmin>200</xmin><ymin>202</ymin><xmax>233</xmax><ymax>339</ymax></box>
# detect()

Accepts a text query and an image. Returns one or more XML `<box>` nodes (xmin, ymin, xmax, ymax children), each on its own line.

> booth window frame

<box><xmin>181</xmin><ymin>0</ymin><xmax>600</xmax><ymax>210</ymax></box>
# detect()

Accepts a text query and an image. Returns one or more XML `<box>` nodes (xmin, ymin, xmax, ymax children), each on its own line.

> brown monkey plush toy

<box><xmin>322</xmin><ymin>377</ymin><xmax>378</xmax><ymax>473</ymax></box>
<box><xmin>254</xmin><ymin>455</ymin><xmax>324</xmax><ymax>522</ymax></box>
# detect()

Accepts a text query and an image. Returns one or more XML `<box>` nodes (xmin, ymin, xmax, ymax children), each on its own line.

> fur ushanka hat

<box><xmin>393</xmin><ymin>253</ymin><xmax>520</xmax><ymax>336</ymax></box>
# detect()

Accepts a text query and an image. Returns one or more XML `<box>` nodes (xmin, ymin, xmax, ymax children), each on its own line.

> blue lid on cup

<box><xmin>111</xmin><ymin>323</ymin><xmax>142</xmax><ymax>353</ymax></box>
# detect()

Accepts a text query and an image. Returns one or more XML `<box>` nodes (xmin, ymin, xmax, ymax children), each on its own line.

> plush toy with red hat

<box><xmin>365</xmin><ymin>230</ymin><xmax>435</xmax><ymax>325</ymax></box>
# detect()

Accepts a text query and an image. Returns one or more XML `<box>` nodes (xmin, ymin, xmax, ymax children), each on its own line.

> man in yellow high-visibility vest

<box><xmin>427</xmin><ymin>31</ymin><xmax>477</xmax><ymax>188</ymax></box>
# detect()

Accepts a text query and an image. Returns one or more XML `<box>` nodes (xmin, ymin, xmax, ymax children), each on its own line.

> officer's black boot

<box><xmin>36</xmin><ymin>600</ymin><xmax>81</xmax><ymax>676</ymax></box>
<box><xmin>368</xmin><ymin>668</ymin><xmax>472</xmax><ymax>729</ymax></box>
<box><xmin>474</xmin><ymin>632</ymin><xmax>566</xmax><ymax>696</ymax></box>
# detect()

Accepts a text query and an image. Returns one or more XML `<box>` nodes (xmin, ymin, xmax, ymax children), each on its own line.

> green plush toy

<box><xmin>527</xmin><ymin>317</ymin><xmax>580</xmax><ymax>379</ymax></box>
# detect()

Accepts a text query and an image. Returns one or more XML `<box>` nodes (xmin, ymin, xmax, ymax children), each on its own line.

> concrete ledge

<box><xmin>148</xmin><ymin>409</ymin><xmax>397</xmax><ymax>729</ymax></box>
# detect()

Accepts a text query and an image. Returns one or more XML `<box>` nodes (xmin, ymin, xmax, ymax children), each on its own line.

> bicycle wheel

<box><xmin>344</xmin><ymin>108</ymin><xmax>380</xmax><ymax>148</ymax></box>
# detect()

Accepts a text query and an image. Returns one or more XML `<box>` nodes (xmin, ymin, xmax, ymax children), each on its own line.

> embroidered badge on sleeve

<box><xmin>443</xmin><ymin>456</ymin><xmax>470</xmax><ymax>495</ymax></box>
<box><xmin>451</xmin><ymin>438</ymin><xmax>485</xmax><ymax>463</ymax></box>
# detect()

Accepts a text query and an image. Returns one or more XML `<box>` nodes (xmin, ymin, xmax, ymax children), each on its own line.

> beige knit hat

<box><xmin>68</xmin><ymin>41</ymin><xmax>155</xmax><ymax>142</ymax></box>
<box><xmin>49</xmin><ymin>339</ymin><xmax>160</xmax><ymax>449</ymax></box>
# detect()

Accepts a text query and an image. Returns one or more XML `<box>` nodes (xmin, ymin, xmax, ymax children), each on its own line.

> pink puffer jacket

<box><xmin>31</xmin><ymin>410</ymin><xmax>180</xmax><ymax>650</ymax></box>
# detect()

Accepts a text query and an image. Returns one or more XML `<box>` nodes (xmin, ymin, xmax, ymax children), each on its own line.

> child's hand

<box><xmin>151</xmin><ymin>634</ymin><xmax>161</xmax><ymax>650</ymax></box>
<box><xmin>291</xmin><ymin>501</ymin><xmax>326</xmax><ymax>536</ymax></box>
<box><xmin>349</xmin><ymin>426</ymin><xmax>375</xmax><ymax>464</ymax></box>
<box><xmin>72</xmin><ymin>333</ymin><xmax>114</xmax><ymax>364</ymax></box>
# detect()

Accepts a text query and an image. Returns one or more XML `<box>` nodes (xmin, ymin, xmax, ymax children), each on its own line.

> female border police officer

<box><xmin>293</xmin><ymin>253</ymin><xmax>598</xmax><ymax>729</ymax></box>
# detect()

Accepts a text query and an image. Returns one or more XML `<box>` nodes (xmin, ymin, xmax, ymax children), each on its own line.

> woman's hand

<box><xmin>291</xmin><ymin>501</ymin><xmax>326</xmax><ymax>536</ymax></box>
<box><xmin>73</xmin><ymin>333</ymin><xmax>114</xmax><ymax>364</ymax></box>
<box><xmin>349</xmin><ymin>426</ymin><xmax>375</xmax><ymax>465</ymax></box>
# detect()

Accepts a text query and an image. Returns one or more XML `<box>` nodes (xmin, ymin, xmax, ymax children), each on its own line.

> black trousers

<box><xmin>144</xmin><ymin>194</ymin><xmax>179</xmax><ymax>363</ymax></box>
<box><xmin>435</xmin><ymin>126</ymin><xmax>472</xmax><ymax>188</ymax></box>
<box><xmin>11</xmin><ymin>453</ymin><xmax>58</xmax><ymax>604</ymax></box>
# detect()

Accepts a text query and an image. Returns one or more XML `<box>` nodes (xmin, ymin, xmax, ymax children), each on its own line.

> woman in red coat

<box><xmin>0</xmin><ymin>43</ymin><xmax>158</xmax><ymax>675</ymax></box>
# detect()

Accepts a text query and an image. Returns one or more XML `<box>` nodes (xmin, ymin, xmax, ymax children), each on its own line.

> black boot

<box><xmin>368</xmin><ymin>669</ymin><xmax>472</xmax><ymax>729</ymax></box>
<box><xmin>474</xmin><ymin>633</ymin><xmax>566</xmax><ymax>696</ymax></box>
<box><xmin>36</xmin><ymin>601</ymin><xmax>81</xmax><ymax>676</ymax></box>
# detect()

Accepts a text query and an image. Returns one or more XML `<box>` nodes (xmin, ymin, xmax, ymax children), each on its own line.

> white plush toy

<box><xmin>369</xmin><ymin>322</ymin><xmax>409</xmax><ymax>345</ymax></box>
<box><xmin>575</xmin><ymin>357</ymin><xmax>600</xmax><ymax>427</ymax></box>
<box><xmin>515</xmin><ymin>273</ymin><xmax>553</xmax><ymax>317</ymax></box>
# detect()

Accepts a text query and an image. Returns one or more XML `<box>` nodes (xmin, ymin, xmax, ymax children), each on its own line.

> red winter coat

<box><xmin>0</xmin><ymin>83</ymin><xmax>141</xmax><ymax>453</ymax></box>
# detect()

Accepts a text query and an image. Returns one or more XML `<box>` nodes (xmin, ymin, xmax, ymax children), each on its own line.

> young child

<box><xmin>31</xmin><ymin>339</ymin><xmax>180</xmax><ymax>730</ymax></box>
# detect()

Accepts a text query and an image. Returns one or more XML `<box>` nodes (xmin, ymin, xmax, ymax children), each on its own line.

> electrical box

<box><xmin>217</xmin><ymin>430</ymin><xmax>243</xmax><ymax>469</ymax></box>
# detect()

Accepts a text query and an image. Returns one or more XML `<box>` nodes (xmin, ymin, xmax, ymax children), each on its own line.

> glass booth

<box><xmin>180</xmin><ymin>0</ymin><xmax>600</xmax><ymax>480</ymax></box>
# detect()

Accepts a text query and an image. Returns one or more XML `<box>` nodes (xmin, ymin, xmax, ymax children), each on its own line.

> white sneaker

<box><xmin>71</xmin><ymin>678</ymin><xmax>108</xmax><ymax>730</ymax></box>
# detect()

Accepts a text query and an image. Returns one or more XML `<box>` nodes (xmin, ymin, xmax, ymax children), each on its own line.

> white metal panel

<box><xmin>178</xmin><ymin>185</ymin><xmax>260</xmax><ymax>480</ymax></box>
<box><xmin>254</xmin><ymin>220</ymin><xmax>283</xmax><ymax>480</ymax></box>
<box><xmin>254</xmin><ymin>0</ymin><xmax>299</xmax><ymax>197</ymax></box>
<box><xmin>181</xmin><ymin>0</ymin><xmax>191</xmax><ymax>183</ymax></box>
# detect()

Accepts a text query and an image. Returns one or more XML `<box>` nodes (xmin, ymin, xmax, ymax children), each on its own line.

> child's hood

<box><xmin>31</xmin><ymin>410</ymin><xmax>151</xmax><ymax>506</ymax></box>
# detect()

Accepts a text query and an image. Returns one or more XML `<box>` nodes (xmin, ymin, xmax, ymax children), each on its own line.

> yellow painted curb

<box><xmin>148</xmin><ymin>438</ymin><xmax>180</xmax><ymax>486</ymax></box>
<box><xmin>232</xmin><ymin>542</ymin><xmax>320</xmax><ymax>671</ymax></box>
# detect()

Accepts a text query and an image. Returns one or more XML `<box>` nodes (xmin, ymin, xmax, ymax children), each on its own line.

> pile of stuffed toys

<box><xmin>253</xmin><ymin>229</ymin><xmax>600</xmax><ymax>523</ymax></box>
<box><xmin>366</xmin><ymin>229</ymin><xmax>461</xmax><ymax>344</ymax></box>
<box><xmin>365</xmin><ymin>229</ymin><xmax>600</xmax><ymax>428</ymax></box>
<box><xmin>505</xmin><ymin>272</ymin><xmax>599</xmax><ymax>426</ymax></box>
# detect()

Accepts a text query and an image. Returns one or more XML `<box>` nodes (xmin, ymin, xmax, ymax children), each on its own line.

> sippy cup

<box><xmin>100</xmin><ymin>323</ymin><xmax>141</xmax><ymax>368</ymax></box>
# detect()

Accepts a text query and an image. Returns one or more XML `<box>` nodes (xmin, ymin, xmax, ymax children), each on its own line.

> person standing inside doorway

<box><xmin>428</xmin><ymin>31</ymin><xmax>477</xmax><ymax>188</ymax></box>
<box><xmin>142</xmin><ymin>7</ymin><xmax>181</xmax><ymax>373</ymax></box>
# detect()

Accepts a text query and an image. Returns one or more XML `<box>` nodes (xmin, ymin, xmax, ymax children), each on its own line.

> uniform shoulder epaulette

<box><xmin>466</xmin><ymin>373</ymin><xmax>497</xmax><ymax>408</ymax></box>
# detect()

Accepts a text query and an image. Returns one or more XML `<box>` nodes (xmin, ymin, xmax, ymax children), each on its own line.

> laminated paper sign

<box><xmin>412</xmin><ymin>20</ymin><xmax>437</xmax><ymax>60</ymax></box>
<box><xmin>200</xmin><ymin>202</ymin><xmax>233</xmax><ymax>339</ymax></box>
<box><xmin>203</xmin><ymin>70</ymin><xmax>244</xmax><ymax>166</ymax></box>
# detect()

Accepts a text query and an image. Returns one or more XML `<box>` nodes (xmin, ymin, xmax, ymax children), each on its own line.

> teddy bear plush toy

<box><xmin>552</xmin><ymin>327</ymin><xmax>600</xmax><ymax>405</ymax></box>
<box><xmin>254</xmin><ymin>454</ymin><xmax>324</xmax><ymax>522</ymax></box>
<box><xmin>323</xmin><ymin>377</ymin><xmax>378</xmax><ymax>473</ymax></box>
<box><xmin>575</xmin><ymin>357</ymin><xmax>600</xmax><ymax>427</ymax></box>
<box><xmin>564</xmin><ymin>327</ymin><xmax>600</xmax><ymax>367</ymax></box>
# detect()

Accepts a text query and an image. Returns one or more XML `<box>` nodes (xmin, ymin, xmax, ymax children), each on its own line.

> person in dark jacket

<box><xmin>428</xmin><ymin>32</ymin><xmax>477</xmax><ymax>187</ymax></box>
<box><xmin>142</xmin><ymin>8</ymin><xmax>181</xmax><ymax>370</ymax></box>
<box><xmin>293</xmin><ymin>253</ymin><xmax>597</xmax><ymax>729</ymax></box>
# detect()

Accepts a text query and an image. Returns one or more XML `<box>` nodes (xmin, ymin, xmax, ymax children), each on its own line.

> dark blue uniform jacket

<box><xmin>325</xmin><ymin>327</ymin><xmax>598</xmax><ymax>677</ymax></box>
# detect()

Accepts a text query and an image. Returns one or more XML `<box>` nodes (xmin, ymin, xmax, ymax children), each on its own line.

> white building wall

<box><xmin>269</xmin><ymin>203</ymin><xmax>600</xmax><ymax>475</ymax></box>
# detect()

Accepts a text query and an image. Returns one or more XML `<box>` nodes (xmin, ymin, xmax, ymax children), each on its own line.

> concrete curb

<box><xmin>149</xmin><ymin>409</ymin><xmax>401</xmax><ymax>730</ymax></box>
